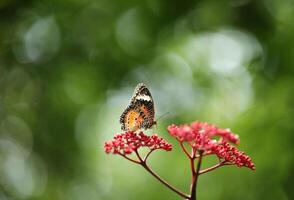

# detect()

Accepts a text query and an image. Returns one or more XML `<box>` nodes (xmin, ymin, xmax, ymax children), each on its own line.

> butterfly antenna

<box><xmin>156</xmin><ymin>112</ymin><xmax>170</xmax><ymax>123</ymax></box>
<box><xmin>151</xmin><ymin>112</ymin><xmax>170</xmax><ymax>133</ymax></box>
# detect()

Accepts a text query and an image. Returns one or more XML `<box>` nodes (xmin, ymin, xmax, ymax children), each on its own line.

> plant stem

<box><xmin>142</xmin><ymin>162</ymin><xmax>189</xmax><ymax>199</ymax></box>
<box><xmin>118</xmin><ymin>153</ymin><xmax>141</xmax><ymax>164</ymax></box>
<box><xmin>143</xmin><ymin>149</ymin><xmax>154</xmax><ymax>162</ymax></box>
<box><xmin>134</xmin><ymin>150</ymin><xmax>189</xmax><ymax>199</ymax></box>
<box><xmin>179</xmin><ymin>141</ymin><xmax>192</xmax><ymax>159</ymax></box>
<box><xmin>199</xmin><ymin>162</ymin><xmax>233</xmax><ymax>175</ymax></box>
<box><xmin>189</xmin><ymin>151</ymin><xmax>203</xmax><ymax>200</ymax></box>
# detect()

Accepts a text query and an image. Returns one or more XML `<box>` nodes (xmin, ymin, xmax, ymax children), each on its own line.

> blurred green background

<box><xmin>0</xmin><ymin>0</ymin><xmax>294</xmax><ymax>199</ymax></box>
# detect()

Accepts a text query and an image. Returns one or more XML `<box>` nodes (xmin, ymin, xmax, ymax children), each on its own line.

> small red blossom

<box><xmin>168</xmin><ymin>124</ymin><xmax>196</xmax><ymax>142</ymax></box>
<box><xmin>168</xmin><ymin>121</ymin><xmax>239</xmax><ymax>144</ymax></box>
<box><xmin>167</xmin><ymin>121</ymin><xmax>255</xmax><ymax>170</ymax></box>
<box><xmin>104</xmin><ymin>131</ymin><xmax>172</xmax><ymax>155</ymax></box>
<box><xmin>212</xmin><ymin>141</ymin><xmax>255</xmax><ymax>170</ymax></box>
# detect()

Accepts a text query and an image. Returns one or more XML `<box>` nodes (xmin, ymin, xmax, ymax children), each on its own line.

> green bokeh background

<box><xmin>0</xmin><ymin>0</ymin><xmax>293</xmax><ymax>199</ymax></box>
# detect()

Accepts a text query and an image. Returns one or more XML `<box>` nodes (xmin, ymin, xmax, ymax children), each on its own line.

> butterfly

<box><xmin>120</xmin><ymin>83</ymin><xmax>156</xmax><ymax>131</ymax></box>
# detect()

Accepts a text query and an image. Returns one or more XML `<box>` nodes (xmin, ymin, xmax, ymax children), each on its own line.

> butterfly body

<box><xmin>120</xmin><ymin>83</ymin><xmax>156</xmax><ymax>131</ymax></box>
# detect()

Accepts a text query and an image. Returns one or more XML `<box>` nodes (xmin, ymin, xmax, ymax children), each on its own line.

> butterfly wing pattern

<box><xmin>120</xmin><ymin>83</ymin><xmax>156</xmax><ymax>131</ymax></box>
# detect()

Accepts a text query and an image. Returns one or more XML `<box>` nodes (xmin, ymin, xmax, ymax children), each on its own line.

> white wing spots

<box><xmin>135</xmin><ymin>94</ymin><xmax>152</xmax><ymax>102</ymax></box>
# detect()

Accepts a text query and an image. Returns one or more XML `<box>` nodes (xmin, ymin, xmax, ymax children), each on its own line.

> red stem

<box><xmin>180</xmin><ymin>141</ymin><xmax>192</xmax><ymax>159</ymax></box>
<box><xmin>195</xmin><ymin>152</ymin><xmax>214</xmax><ymax>158</ymax></box>
<box><xmin>118</xmin><ymin>153</ymin><xmax>141</xmax><ymax>164</ymax></box>
<box><xmin>189</xmin><ymin>151</ymin><xmax>203</xmax><ymax>200</ymax></box>
<box><xmin>199</xmin><ymin>162</ymin><xmax>233</xmax><ymax>175</ymax></box>
<box><xmin>133</xmin><ymin>150</ymin><xmax>189</xmax><ymax>199</ymax></box>
<box><xmin>143</xmin><ymin>149</ymin><xmax>154</xmax><ymax>162</ymax></box>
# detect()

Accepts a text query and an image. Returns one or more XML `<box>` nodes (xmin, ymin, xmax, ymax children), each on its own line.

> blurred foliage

<box><xmin>0</xmin><ymin>0</ymin><xmax>294</xmax><ymax>200</ymax></box>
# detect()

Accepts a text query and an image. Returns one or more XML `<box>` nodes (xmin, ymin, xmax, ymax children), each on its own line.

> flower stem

<box><xmin>199</xmin><ymin>162</ymin><xmax>233</xmax><ymax>175</ymax></box>
<box><xmin>143</xmin><ymin>149</ymin><xmax>154</xmax><ymax>162</ymax></box>
<box><xmin>179</xmin><ymin>141</ymin><xmax>192</xmax><ymax>159</ymax></box>
<box><xmin>142</xmin><ymin>163</ymin><xmax>189</xmax><ymax>199</ymax></box>
<box><xmin>118</xmin><ymin>153</ymin><xmax>141</xmax><ymax>164</ymax></box>
<box><xmin>189</xmin><ymin>151</ymin><xmax>203</xmax><ymax>200</ymax></box>
<box><xmin>134</xmin><ymin>150</ymin><xmax>189</xmax><ymax>199</ymax></box>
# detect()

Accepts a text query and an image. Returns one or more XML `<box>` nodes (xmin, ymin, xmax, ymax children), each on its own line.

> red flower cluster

<box><xmin>168</xmin><ymin>121</ymin><xmax>239</xmax><ymax>144</ymax></box>
<box><xmin>167</xmin><ymin>121</ymin><xmax>255</xmax><ymax>170</ymax></box>
<box><xmin>104</xmin><ymin>131</ymin><xmax>172</xmax><ymax>155</ymax></box>
<box><xmin>213</xmin><ymin>142</ymin><xmax>255</xmax><ymax>170</ymax></box>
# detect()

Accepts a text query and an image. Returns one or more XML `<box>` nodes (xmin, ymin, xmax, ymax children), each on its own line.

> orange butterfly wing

<box><xmin>122</xmin><ymin>109</ymin><xmax>143</xmax><ymax>131</ymax></box>
<box><xmin>120</xmin><ymin>83</ymin><xmax>155</xmax><ymax>131</ymax></box>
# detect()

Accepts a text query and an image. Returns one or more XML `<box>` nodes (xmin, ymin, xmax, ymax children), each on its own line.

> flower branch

<box><xmin>190</xmin><ymin>151</ymin><xmax>203</xmax><ymax>200</ymax></box>
<box><xmin>143</xmin><ymin>149</ymin><xmax>155</xmax><ymax>162</ymax></box>
<box><xmin>117</xmin><ymin>152</ymin><xmax>141</xmax><ymax>164</ymax></box>
<box><xmin>180</xmin><ymin>141</ymin><xmax>192</xmax><ymax>159</ymax></box>
<box><xmin>104</xmin><ymin>131</ymin><xmax>189</xmax><ymax>199</ymax></box>
<box><xmin>199</xmin><ymin>162</ymin><xmax>233</xmax><ymax>175</ymax></box>
<box><xmin>140</xmin><ymin>159</ymin><xmax>189</xmax><ymax>199</ymax></box>
<box><xmin>167</xmin><ymin>121</ymin><xmax>255</xmax><ymax>200</ymax></box>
